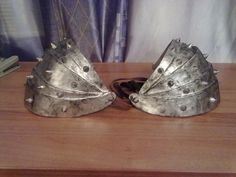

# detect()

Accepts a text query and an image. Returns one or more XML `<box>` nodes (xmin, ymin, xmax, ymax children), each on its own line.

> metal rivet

<box><xmin>176</xmin><ymin>38</ymin><xmax>181</xmax><ymax>42</ymax></box>
<box><xmin>26</xmin><ymin>75</ymin><xmax>34</xmax><ymax>79</ymax></box>
<box><xmin>36</xmin><ymin>57</ymin><xmax>43</xmax><ymax>62</ymax></box>
<box><xmin>183</xmin><ymin>88</ymin><xmax>190</xmax><ymax>94</ymax></box>
<box><xmin>160</xmin><ymin>108</ymin><xmax>166</xmax><ymax>113</ymax></box>
<box><xmin>25</xmin><ymin>98</ymin><xmax>33</xmax><ymax>103</ymax></box>
<box><xmin>180</xmin><ymin>105</ymin><xmax>187</xmax><ymax>111</ymax></box>
<box><xmin>56</xmin><ymin>92</ymin><xmax>64</xmax><ymax>98</ymax></box>
<box><xmin>176</xmin><ymin>58</ymin><xmax>182</xmax><ymax>65</ymax></box>
<box><xmin>61</xmin><ymin>57</ymin><xmax>66</xmax><ymax>63</ymax></box>
<box><xmin>71</xmin><ymin>82</ymin><xmax>78</xmax><ymax>88</ymax></box>
<box><xmin>209</xmin><ymin>97</ymin><xmax>216</xmax><ymax>103</ymax></box>
<box><xmin>157</xmin><ymin>67</ymin><xmax>164</xmax><ymax>74</ymax></box>
<box><xmin>193</xmin><ymin>65</ymin><xmax>198</xmax><ymax>70</ymax></box>
<box><xmin>167</xmin><ymin>80</ymin><xmax>174</xmax><ymax>87</ymax></box>
<box><xmin>83</xmin><ymin>66</ymin><xmax>90</xmax><ymax>72</ymax></box>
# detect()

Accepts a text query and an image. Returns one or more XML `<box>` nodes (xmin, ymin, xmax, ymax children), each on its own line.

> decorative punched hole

<box><xmin>157</xmin><ymin>67</ymin><xmax>164</xmax><ymax>74</ymax></box>
<box><xmin>180</xmin><ymin>105</ymin><xmax>187</xmax><ymax>111</ymax></box>
<box><xmin>169</xmin><ymin>53</ymin><xmax>174</xmax><ymax>57</ymax></box>
<box><xmin>183</xmin><ymin>51</ymin><xmax>188</xmax><ymax>55</ymax></box>
<box><xmin>133</xmin><ymin>97</ymin><xmax>139</xmax><ymax>103</ymax></box>
<box><xmin>83</xmin><ymin>66</ymin><xmax>90</xmax><ymax>72</ymax></box>
<box><xmin>56</xmin><ymin>92</ymin><xmax>64</xmax><ymax>98</ymax></box>
<box><xmin>176</xmin><ymin>58</ymin><xmax>180</xmax><ymax>62</ymax></box>
<box><xmin>160</xmin><ymin>108</ymin><xmax>166</xmax><ymax>113</ymax></box>
<box><xmin>167</xmin><ymin>80</ymin><xmax>174</xmax><ymax>87</ymax></box>
<box><xmin>183</xmin><ymin>88</ymin><xmax>190</xmax><ymax>94</ymax></box>
<box><xmin>176</xmin><ymin>58</ymin><xmax>182</xmax><ymax>65</ymax></box>
<box><xmin>71</xmin><ymin>82</ymin><xmax>78</xmax><ymax>88</ymax></box>
<box><xmin>61</xmin><ymin>57</ymin><xmax>66</xmax><ymax>63</ymax></box>
<box><xmin>170</xmin><ymin>46</ymin><xmax>175</xmax><ymax>51</ymax></box>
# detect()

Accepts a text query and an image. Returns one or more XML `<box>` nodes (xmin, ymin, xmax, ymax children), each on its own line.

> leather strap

<box><xmin>110</xmin><ymin>77</ymin><xmax>147</xmax><ymax>109</ymax></box>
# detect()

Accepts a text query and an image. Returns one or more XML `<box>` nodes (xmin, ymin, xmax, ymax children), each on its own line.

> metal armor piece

<box><xmin>24</xmin><ymin>39</ymin><xmax>116</xmax><ymax>117</ymax></box>
<box><xmin>129</xmin><ymin>39</ymin><xmax>220</xmax><ymax>117</ymax></box>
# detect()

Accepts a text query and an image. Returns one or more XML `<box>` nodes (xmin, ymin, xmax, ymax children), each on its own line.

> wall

<box><xmin>126</xmin><ymin>0</ymin><xmax>236</xmax><ymax>63</ymax></box>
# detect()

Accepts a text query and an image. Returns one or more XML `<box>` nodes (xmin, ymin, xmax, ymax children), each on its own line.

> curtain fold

<box><xmin>0</xmin><ymin>0</ymin><xmax>128</xmax><ymax>62</ymax></box>
<box><xmin>1</xmin><ymin>0</ymin><xmax>236</xmax><ymax>63</ymax></box>
<box><xmin>0</xmin><ymin>0</ymin><xmax>44</xmax><ymax>60</ymax></box>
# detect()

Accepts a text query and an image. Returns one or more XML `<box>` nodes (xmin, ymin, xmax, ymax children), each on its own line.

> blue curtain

<box><xmin>0</xmin><ymin>0</ymin><xmax>128</xmax><ymax>62</ymax></box>
<box><xmin>1</xmin><ymin>0</ymin><xmax>236</xmax><ymax>63</ymax></box>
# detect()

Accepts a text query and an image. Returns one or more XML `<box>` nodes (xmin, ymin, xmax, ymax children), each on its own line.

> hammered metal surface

<box><xmin>24</xmin><ymin>39</ymin><xmax>116</xmax><ymax>117</ymax></box>
<box><xmin>129</xmin><ymin>39</ymin><xmax>220</xmax><ymax>117</ymax></box>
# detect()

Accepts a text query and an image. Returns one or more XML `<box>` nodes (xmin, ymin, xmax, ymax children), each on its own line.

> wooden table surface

<box><xmin>0</xmin><ymin>62</ymin><xmax>236</xmax><ymax>177</ymax></box>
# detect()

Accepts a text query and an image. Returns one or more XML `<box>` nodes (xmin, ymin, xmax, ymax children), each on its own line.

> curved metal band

<box><xmin>130</xmin><ymin>39</ymin><xmax>220</xmax><ymax>117</ymax></box>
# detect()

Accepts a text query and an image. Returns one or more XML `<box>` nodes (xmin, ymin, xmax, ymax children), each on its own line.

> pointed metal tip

<box><xmin>62</xmin><ymin>106</ymin><xmax>67</xmax><ymax>112</ymax></box>
<box><xmin>36</xmin><ymin>57</ymin><xmax>43</xmax><ymax>62</ymax></box>
<box><xmin>175</xmin><ymin>38</ymin><xmax>181</xmax><ymax>42</ymax></box>
<box><xmin>209</xmin><ymin>97</ymin><xmax>216</xmax><ymax>103</ymax></box>
<box><xmin>213</xmin><ymin>69</ymin><xmax>219</xmax><ymax>75</ymax></box>
<box><xmin>201</xmin><ymin>81</ymin><xmax>208</xmax><ymax>85</ymax></box>
<box><xmin>45</xmin><ymin>70</ymin><xmax>53</xmax><ymax>74</ymax></box>
<box><xmin>51</xmin><ymin>42</ymin><xmax>57</xmax><ymax>49</ymax></box>
<box><xmin>203</xmin><ymin>54</ymin><xmax>208</xmax><ymax>58</ymax></box>
<box><xmin>26</xmin><ymin>75</ymin><xmax>34</xmax><ymax>79</ymax></box>
<box><xmin>37</xmin><ymin>85</ymin><xmax>45</xmax><ymax>89</ymax></box>
<box><xmin>188</xmin><ymin>44</ymin><xmax>193</xmax><ymax>48</ymax></box>
<box><xmin>66</xmin><ymin>43</ymin><xmax>71</xmax><ymax>49</ymax></box>
<box><xmin>25</xmin><ymin>98</ymin><xmax>33</xmax><ymax>103</ymax></box>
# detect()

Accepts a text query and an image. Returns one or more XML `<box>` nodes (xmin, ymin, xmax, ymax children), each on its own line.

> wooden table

<box><xmin>0</xmin><ymin>62</ymin><xmax>236</xmax><ymax>177</ymax></box>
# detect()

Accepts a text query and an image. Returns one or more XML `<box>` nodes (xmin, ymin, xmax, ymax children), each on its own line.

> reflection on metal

<box><xmin>24</xmin><ymin>39</ymin><xmax>116</xmax><ymax>117</ymax></box>
<box><xmin>129</xmin><ymin>39</ymin><xmax>220</xmax><ymax>117</ymax></box>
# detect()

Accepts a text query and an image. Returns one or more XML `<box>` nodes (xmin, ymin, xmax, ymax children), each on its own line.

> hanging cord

<box><xmin>110</xmin><ymin>77</ymin><xmax>147</xmax><ymax>109</ymax></box>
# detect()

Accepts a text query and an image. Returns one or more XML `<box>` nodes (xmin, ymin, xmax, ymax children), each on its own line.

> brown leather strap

<box><xmin>110</xmin><ymin>77</ymin><xmax>147</xmax><ymax>109</ymax></box>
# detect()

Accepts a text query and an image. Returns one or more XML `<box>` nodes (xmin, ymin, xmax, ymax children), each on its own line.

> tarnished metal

<box><xmin>24</xmin><ymin>39</ymin><xmax>116</xmax><ymax>117</ymax></box>
<box><xmin>129</xmin><ymin>39</ymin><xmax>220</xmax><ymax>117</ymax></box>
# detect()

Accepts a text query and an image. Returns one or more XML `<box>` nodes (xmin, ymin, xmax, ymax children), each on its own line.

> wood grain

<box><xmin>0</xmin><ymin>62</ymin><xmax>236</xmax><ymax>176</ymax></box>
